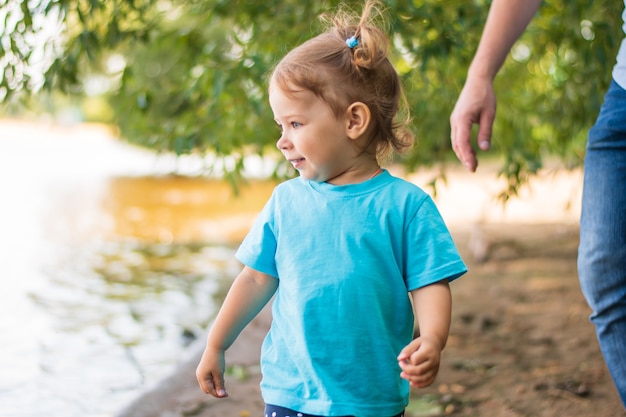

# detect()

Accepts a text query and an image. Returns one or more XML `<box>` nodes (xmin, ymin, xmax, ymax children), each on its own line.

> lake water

<box><xmin>0</xmin><ymin>120</ymin><xmax>275</xmax><ymax>417</ymax></box>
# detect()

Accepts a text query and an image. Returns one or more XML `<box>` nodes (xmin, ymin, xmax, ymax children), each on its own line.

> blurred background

<box><xmin>0</xmin><ymin>0</ymin><xmax>619</xmax><ymax>416</ymax></box>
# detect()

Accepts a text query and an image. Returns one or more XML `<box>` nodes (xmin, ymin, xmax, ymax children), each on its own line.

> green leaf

<box><xmin>2</xmin><ymin>0</ymin><xmax>621</xmax><ymax>193</ymax></box>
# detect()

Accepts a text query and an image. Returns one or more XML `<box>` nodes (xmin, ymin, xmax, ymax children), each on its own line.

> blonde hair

<box><xmin>270</xmin><ymin>0</ymin><xmax>414</xmax><ymax>161</ymax></box>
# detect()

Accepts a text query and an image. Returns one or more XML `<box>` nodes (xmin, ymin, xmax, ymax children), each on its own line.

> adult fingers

<box><xmin>450</xmin><ymin>119</ymin><xmax>478</xmax><ymax>173</ymax></box>
<box><xmin>476</xmin><ymin>102</ymin><xmax>495</xmax><ymax>151</ymax></box>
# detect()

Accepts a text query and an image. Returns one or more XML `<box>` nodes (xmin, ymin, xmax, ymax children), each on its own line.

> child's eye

<box><xmin>291</xmin><ymin>122</ymin><xmax>302</xmax><ymax>128</ymax></box>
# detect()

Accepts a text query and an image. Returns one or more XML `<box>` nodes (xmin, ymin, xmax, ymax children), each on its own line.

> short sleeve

<box><xmin>404</xmin><ymin>196</ymin><xmax>467</xmax><ymax>291</ymax></box>
<box><xmin>235</xmin><ymin>193</ymin><xmax>279</xmax><ymax>278</ymax></box>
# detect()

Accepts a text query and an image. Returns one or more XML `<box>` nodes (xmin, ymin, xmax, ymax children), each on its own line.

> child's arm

<box><xmin>397</xmin><ymin>279</ymin><xmax>451</xmax><ymax>388</ymax></box>
<box><xmin>196</xmin><ymin>265</ymin><xmax>278</xmax><ymax>398</ymax></box>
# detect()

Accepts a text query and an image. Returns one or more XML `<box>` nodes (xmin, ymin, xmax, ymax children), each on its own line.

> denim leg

<box><xmin>578</xmin><ymin>80</ymin><xmax>626</xmax><ymax>408</ymax></box>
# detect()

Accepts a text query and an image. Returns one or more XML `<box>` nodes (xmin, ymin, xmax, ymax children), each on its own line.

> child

<box><xmin>196</xmin><ymin>1</ymin><xmax>467</xmax><ymax>416</ymax></box>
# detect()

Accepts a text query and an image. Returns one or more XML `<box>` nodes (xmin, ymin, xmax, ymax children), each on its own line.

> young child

<box><xmin>196</xmin><ymin>1</ymin><xmax>467</xmax><ymax>416</ymax></box>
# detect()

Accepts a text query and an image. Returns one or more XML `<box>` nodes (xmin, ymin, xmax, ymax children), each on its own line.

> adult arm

<box><xmin>397</xmin><ymin>280</ymin><xmax>451</xmax><ymax>388</ymax></box>
<box><xmin>450</xmin><ymin>0</ymin><xmax>542</xmax><ymax>172</ymax></box>
<box><xmin>196</xmin><ymin>266</ymin><xmax>278</xmax><ymax>398</ymax></box>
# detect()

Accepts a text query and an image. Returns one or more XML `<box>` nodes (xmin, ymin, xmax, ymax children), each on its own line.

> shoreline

<box><xmin>115</xmin><ymin>306</ymin><xmax>271</xmax><ymax>417</ymax></box>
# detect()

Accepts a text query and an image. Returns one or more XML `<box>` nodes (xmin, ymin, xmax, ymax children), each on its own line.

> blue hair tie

<box><xmin>346</xmin><ymin>35</ymin><xmax>359</xmax><ymax>49</ymax></box>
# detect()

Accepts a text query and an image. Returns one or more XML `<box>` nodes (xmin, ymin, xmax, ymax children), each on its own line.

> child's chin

<box><xmin>299</xmin><ymin>172</ymin><xmax>314</xmax><ymax>180</ymax></box>
<box><xmin>299</xmin><ymin>170</ymin><xmax>327</xmax><ymax>183</ymax></box>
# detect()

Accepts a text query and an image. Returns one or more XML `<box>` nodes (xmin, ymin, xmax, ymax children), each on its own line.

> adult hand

<box><xmin>449</xmin><ymin>75</ymin><xmax>497</xmax><ymax>172</ymax></box>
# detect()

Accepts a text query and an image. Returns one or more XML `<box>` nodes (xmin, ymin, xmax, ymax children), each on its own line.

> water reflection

<box><xmin>104</xmin><ymin>176</ymin><xmax>275</xmax><ymax>243</ymax></box>
<box><xmin>27</xmin><ymin>241</ymin><xmax>239</xmax><ymax>417</ymax></box>
<box><xmin>0</xmin><ymin>120</ymin><xmax>275</xmax><ymax>417</ymax></box>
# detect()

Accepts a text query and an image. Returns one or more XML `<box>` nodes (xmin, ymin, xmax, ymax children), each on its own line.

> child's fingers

<box><xmin>212</xmin><ymin>375</ymin><xmax>229</xmax><ymax>398</ymax></box>
<box><xmin>398</xmin><ymin>354</ymin><xmax>430</xmax><ymax>375</ymax></box>
<box><xmin>408</xmin><ymin>372</ymin><xmax>437</xmax><ymax>388</ymax></box>
<box><xmin>399</xmin><ymin>359</ymin><xmax>437</xmax><ymax>388</ymax></box>
<box><xmin>397</xmin><ymin>338</ymin><xmax>422</xmax><ymax>362</ymax></box>
<box><xmin>197</xmin><ymin>370</ymin><xmax>229</xmax><ymax>398</ymax></box>
<box><xmin>398</xmin><ymin>341</ymin><xmax>441</xmax><ymax>388</ymax></box>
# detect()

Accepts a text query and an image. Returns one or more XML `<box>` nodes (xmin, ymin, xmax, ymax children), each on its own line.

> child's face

<box><xmin>269</xmin><ymin>81</ymin><xmax>359</xmax><ymax>185</ymax></box>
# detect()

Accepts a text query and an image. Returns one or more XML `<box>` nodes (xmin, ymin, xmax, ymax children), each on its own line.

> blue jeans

<box><xmin>578</xmin><ymin>79</ymin><xmax>626</xmax><ymax>408</ymax></box>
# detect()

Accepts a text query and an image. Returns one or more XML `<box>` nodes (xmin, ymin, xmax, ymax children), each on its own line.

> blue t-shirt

<box><xmin>236</xmin><ymin>170</ymin><xmax>467</xmax><ymax>417</ymax></box>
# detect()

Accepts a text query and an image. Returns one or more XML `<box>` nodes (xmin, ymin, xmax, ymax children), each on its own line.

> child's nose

<box><xmin>276</xmin><ymin>134</ymin><xmax>290</xmax><ymax>150</ymax></box>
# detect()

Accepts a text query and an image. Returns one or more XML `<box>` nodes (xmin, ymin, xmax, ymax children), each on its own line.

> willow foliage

<box><xmin>1</xmin><ymin>0</ymin><xmax>621</xmax><ymax>194</ymax></box>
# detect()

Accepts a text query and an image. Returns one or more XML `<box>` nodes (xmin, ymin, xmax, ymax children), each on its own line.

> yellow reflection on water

<box><xmin>104</xmin><ymin>176</ymin><xmax>277</xmax><ymax>244</ymax></box>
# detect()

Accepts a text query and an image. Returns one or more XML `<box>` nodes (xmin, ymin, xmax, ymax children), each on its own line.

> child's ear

<box><xmin>345</xmin><ymin>102</ymin><xmax>371</xmax><ymax>140</ymax></box>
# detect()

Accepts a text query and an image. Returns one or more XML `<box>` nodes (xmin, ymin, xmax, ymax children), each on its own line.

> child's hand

<box><xmin>196</xmin><ymin>346</ymin><xmax>229</xmax><ymax>398</ymax></box>
<box><xmin>397</xmin><ymin>336</ymin><xmax>442</xmax><ymax>388</ymax></box>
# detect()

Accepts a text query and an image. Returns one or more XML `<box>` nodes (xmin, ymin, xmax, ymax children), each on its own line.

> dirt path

<box><xmin>420</xmin><ymin>223</ymin><xmax>624</xmax><ymax>417</ymax></box>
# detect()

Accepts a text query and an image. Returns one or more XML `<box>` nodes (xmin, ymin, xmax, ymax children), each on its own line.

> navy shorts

<box><xmin>264</xmin><ymin>404</ymin><xmax>405</xmax><ymax>417</ymax></box>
